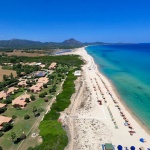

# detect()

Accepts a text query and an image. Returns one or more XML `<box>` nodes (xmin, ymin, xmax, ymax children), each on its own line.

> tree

<box><xmin>0</xmin><ymin>107</ymin><xmax>7</xmax><ymax>114</ymax></box>
<box><xmin>2</xmin><ymin>123</ymin><xmax>13</xmax><ymax>132</ymax></box>
<box><xmin>30</xmin><ymin>95</ymin><xmax>35</xmax><ymax>101</ymax></box>
<box><xmin>24</xmin><ymin>115</ymin><xmax>30</xmax><ymax>120</ymax></box>
<box><xmin>25</xmin><ymin>98</ymin><xmax>30</xmax><ymax>103</ymax></box>
<box><xmin>12</xmin><ymin>115</ymin><xmax>17</xmax><ymax>120</ymax></box>
<box><xmin>32</xmin><ymin>106</ymin><xmax>37</xmax><ymax>116</ymax></box>
<box><xmin>20</xmin><ymin>133</ymin><xmax>26</xmax><ymax>140</ymax></box>
<box><xmin>43</xmin><ymin>84</ymin><xmax>47</xmax><ymax>88</ymax></box>
<box><xmin>0</xmin><ymin>146</ymin><xmax>3</xmax><ymax>150</ymax></box>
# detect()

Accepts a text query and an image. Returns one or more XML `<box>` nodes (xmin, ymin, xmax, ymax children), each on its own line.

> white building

<box><xmin>74</xmin><ymin>70</ymin><xmax>81</xmax><ymax>76</ymax></box>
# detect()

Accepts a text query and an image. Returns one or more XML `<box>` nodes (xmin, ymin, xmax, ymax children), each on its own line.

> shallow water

<box><xmin>86</xmin><ymin>44</ymin><xmax>150</xmax><ymax>129</ymax></box>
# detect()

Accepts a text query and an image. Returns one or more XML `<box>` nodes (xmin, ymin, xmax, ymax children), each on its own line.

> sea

<box><xmin>86</xmin><ymin>44</ymin><xmax>150</xmax><ymax>130</ymax></box>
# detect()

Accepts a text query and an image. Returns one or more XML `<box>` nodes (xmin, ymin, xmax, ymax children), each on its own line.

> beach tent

<box><xmin>139</xmin><ymin>138</ymin><xmax>145</xmax><ymax>143</ymax></box>
<box><xmin>130</xmin><ymin>146</ymin><xmax>135</xmax><ymax>150</ymax></box>
<box><xmin>117</xmin><ymin>145</ymin><xmax>123</xmax><ymax>150</ymax></box>
<box><xmin>105</xmin><ymin>143</ymin><xmax>113</xmax><ymax>150</ymax></box>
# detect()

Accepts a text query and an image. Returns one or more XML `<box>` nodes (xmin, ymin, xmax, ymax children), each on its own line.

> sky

<box><xmin>0</xmin><ymin>0</ymin><xmax>150</xmax><ymax>43</ymax></box>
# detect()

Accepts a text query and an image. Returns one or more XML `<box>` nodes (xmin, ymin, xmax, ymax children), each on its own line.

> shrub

<box><xmin>20</xmin><ymin>133</ymin><xmax>26</xmax><ymax>140</ymax></box>
<box><xmin>0</xmin><ymin>107</ymin><xmax>7</xmax><ymax>114</ymax></box>
<box><xmin>0</xmin><ymin>132</ymin><xmax>3</xmax><ymax>137</ymax></box>
<box><xmin>12</xmin><ymin>115</ymin><xmax>17</xmax><ymax>119</ymax></box>
<box><xmin>30</xmin><ymin>95</ymin><xmax>35</xmax><ymax>101</ymax></box>
<box><xmin>25</xmin><ymin>98</ymin><xmax>30</xmax><ymax>103</ymax></box>
<box><xmin>2</xmin><ymin>123</ymin><xmax>13</xmax><ymax>132</ymax></box>
<box><xmin>24</xmin><ymin>115</ymin><xmax>30</xmax><ymax>120</ymax></box>
<box><xmin>43</xmin><ymin>84</ymin><xmax>47</xmax><ymax>88</ymax></box>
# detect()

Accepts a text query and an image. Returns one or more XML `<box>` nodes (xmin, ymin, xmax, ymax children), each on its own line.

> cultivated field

<box><xmin>0</xmin><ymin>66</ymin><xmax>17</xmax><ymax>82</ymax></box>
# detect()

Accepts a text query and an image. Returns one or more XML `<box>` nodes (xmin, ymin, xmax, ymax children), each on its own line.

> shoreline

<box><xmin>60</xmin><ymin>46</ymin><xmax>150</xmax><ymax>149</ymax></box>
<box><xmin>84</xmin><ymin>47</ymin><xmax>150</xmax><ymax>134</ymax></box>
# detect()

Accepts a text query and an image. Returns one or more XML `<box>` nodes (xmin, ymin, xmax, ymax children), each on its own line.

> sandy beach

<box><xmin>59</xmin><ymin>47</ymin><xmax>150</xmax><ymax>150</ymax></box>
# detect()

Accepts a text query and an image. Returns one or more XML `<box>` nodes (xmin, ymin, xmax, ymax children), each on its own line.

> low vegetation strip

<box><xmin>33</xmin><ymin>71</ymin><xmax>77</xmax><ymax>150</ymax></box>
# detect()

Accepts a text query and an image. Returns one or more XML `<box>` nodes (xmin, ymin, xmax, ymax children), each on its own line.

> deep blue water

<box><xmin>86</xmin><ymin>44</ymin><xmax>150</xmax><ymax>129</ymax></box>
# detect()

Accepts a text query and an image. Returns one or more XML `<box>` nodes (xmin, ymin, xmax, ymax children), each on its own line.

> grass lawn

<box><xmin>0</xmin><ymin>96</ymin><xmax>49</xmax><ymax>150</ymax></box>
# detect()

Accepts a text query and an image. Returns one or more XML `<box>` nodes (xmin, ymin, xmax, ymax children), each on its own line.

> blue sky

<box><xmin>0</xmin><ymin>0</ymin><xmax>150</xmax><ymax>42</ymax></box>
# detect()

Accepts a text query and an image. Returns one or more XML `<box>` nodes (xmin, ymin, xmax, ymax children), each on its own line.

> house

<box><xmin>0</xmin><ymin>87</ymin><xmax>18</xmax><ymax>100</ymax></box>
<box><xmin>29</xmin><ymin>83</ymin><xmax>43</xmax><ymax>93</ymax></box>
<box><xmin>18</xmin><ymin>80</ymin><xmax>27</xmax><ymax>87</ymax></box>
<box><xmin>0</xmin><ymin>116</ymin><xmax>12</xmax><ymax>130</ymax></box>
<box><xmin>12</xmin><ymin>94</ymin><xmax>30</xmax><ymax>108</ymax></box>
<box><xmin>0</xmin><ymin>103</ymin><xmax>7</xmax><ymax>108</ymax></box>
<box><xmin>39</xmin><ymin>64</ymin><xmax>46</xmax><ymax>68</ymax></box>
<box><xmin>38</xmin><ymin>77</ymin><xmax>49</xmax><ymax>84</ymax></box>
<box><xmin>74</xmin><ymin>70</ymin><xmax>82</xmax><ymax>76</ymax></box>
<box><xmin>35</xmin><ymin>71</ymin><xmax>46</xmax><ymax>77</ymax></box>
<box><xmin>49</xmin><ymin>62</ymin><xmax>57</xmax><ymax>70</ymax></box>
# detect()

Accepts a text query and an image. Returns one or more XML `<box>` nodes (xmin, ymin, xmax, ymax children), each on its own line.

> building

<box><xmin>49</xmin><ymin>62</ymin><xmax>57</xmax><ymax>70</ymax></box>
<box><xmin>0</xmin><ymin>116</ymin><xmax>12</xmax><ymax>130</ymax></box>
<box><xmin>35</xmin><ymin>71</ymin><xmax>46</xmax><ymax>77</ymax></box>
<box><xmin>0</xmin><ymin>103</ymin><xmax>7</xmax><ymax>108</ymax></box>
<box><xmin>12</xmin><ymin>94</ymin><xmax>30</xmax><ymax>108</ymax></box>
<box><xmin>29</xmin><ymin>83</ymin><xmax>43</xmax><ymax>93</ymax></box>
<box><xmin>74</xmin><ymin>70</ymin><xmax>82</xmax><ymax>76</ymax></box>
<box><xmin>38</xmin><ymin>77</ymin><xmax>49</xmax><ymax>84</ymax></box>
<box><xmin>18</xmin><ymin>80</ymin><xmax>27</xmax><ymax>87</ymax></box>
<box><xmin>0</xmin><ymin>87</ymin><xmax>18</xmax><ymax>100</ymax></box>
<box><xmin>39</xmin><ymin>64</ymin><xmax>46</xmax><ymax>68</ymax></box>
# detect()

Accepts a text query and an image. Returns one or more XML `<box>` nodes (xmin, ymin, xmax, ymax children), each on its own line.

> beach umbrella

<box><xmin>139</xmin><ymin>138</ymin><xmax>145</xmax><ymax>143</ymax></box>
<box><xmin>117</xmin><ymin>145</ymin><xmax>123</xmax><ymax>150</ymax></box>
<box><xmin>130</xmin><ymin>146</ymin><xmax>135</xmax><ymax>150</ymax></box>
<box><xmin>124</xmin><ymin>122</ymin><xmax>128</xmax><ymax>126</ymax></box>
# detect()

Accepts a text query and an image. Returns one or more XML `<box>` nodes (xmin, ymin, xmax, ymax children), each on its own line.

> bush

<box><xmin>12</xmin><ymin>115</ymin><xmax>17</xmax><ymax>119</ymax></box>
<box><xmin>25</xmin><ymin>98</ymin><xmax>30</xmax><ymax>103</ymax></box>
<box><xmin>24</xmin><ymin>115</ymin><xmax>30</xmax><ymax>120</ymax></box>
<box><xmin>43</xmin><ymin>84</ymin><xmax>47</xmax><ymax>88</ymax></box>
<box><xmin>0</xmin><ymin>107</ymin><xmax>7</xmax><ymax>114</ymax></box>
<box><xmin>20</xmin><ymin>133</ymin><xmax>26</xmax><ymax>140</ymax></box>
<box><xmin>2</xmin><ymin>123</ymin><xmax>13</xmax><ymax>132</ymax></box>
<box><xmin>30</xmin><ymin>95</ymin><xmax>35</xmax><ymax>101</ymax></box>
<box><xmin>0</xmin><ymin>132</ymin><xmax>3</xmax><ymax>137</ymax></box>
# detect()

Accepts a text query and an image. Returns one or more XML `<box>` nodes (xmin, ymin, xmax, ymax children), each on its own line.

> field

<box><xmin>0</xmin><ymin>51</ymin><xmax>45</xmax><ymax>57</ymax></box>
<box><xmin>0</xmin><ymin>66</ymin><xmax>17</xmax><ymax>82</ymax></box>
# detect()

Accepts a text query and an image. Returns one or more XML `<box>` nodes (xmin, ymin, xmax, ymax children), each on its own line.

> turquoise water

<box><xmin>86</xmin><ymin>44</ymin><xmax>150</xmax><ymax>129</ymax></box>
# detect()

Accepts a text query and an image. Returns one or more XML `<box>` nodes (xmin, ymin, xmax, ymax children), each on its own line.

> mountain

<box><xmin>62</xmin><ymin>38</ymin><xmax>82</xmax><ymax>46</ymax></box>
<box><xmin>0</xmin><ymin>38</ymin><xmax>104</xmax><ymax>51</ymax></box>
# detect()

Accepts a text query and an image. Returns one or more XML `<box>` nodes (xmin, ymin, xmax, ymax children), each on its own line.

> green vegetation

<box><xmin>33</xmin><ymin>71</ymin><xmax>77</xmax><ymax>150</ymax></box>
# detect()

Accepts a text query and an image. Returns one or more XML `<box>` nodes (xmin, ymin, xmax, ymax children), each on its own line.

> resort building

<box><xmin>0</xmin><ymin>116</ymin><xmax>12</xmax><ymax>130</ymax></box>
<box><xmin>38</xmin><ymin>77</ymin><xmax>49</xmax><ymax>84</ymax></box>
<box><xmin>39</xmin><ymin>64</ymin><xmax>46</xmax><ymax>68</ymax></box>
<box><xmin>12</xmin><ymin>94</ymin><xmax>30</xmax><ymax>108</ymax></box>
<box><xmin>35</xmin><ymin>71</ymin><xmax>46</xmax><ymax>77</ymax></box>
<box><xmin>0</xmin><ymin>87</ymin><xmax>18</xmax><ymax>100</ymax></box>
<box><xmin>74</xmin><ymin>70</ymin><xmax>82</xmax><ymax>76</ymax></box>
<box><xmin>0</xmin><ymin>103</ymin><xmax>7</xmax><ymax>108</ymax></box>
<box><xmin>49</xmin><ymin>62</ymin><xmax>57</xmax><ymax>70</ymax></box>
<box><xmin>29</xmin><ymin>83</ymin><xmax>43</xmax><ymax>93</ymax></box>
<box><xmin>18</xmin><ymin>80</ymin><xmax>27</xmax><ymax>87</ymax></box>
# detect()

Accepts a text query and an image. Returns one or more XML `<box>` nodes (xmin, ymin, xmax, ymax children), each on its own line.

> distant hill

<box><xmin>0</xmin><ymin>38</ymin><xmax>104</xmax><ymax>51</ymax></box>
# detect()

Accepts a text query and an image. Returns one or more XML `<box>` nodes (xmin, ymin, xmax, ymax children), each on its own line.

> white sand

<box><xmin>60</xmin><ymin>47</ymin><xmax>150</xmax><ymax>150</ymax></box>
